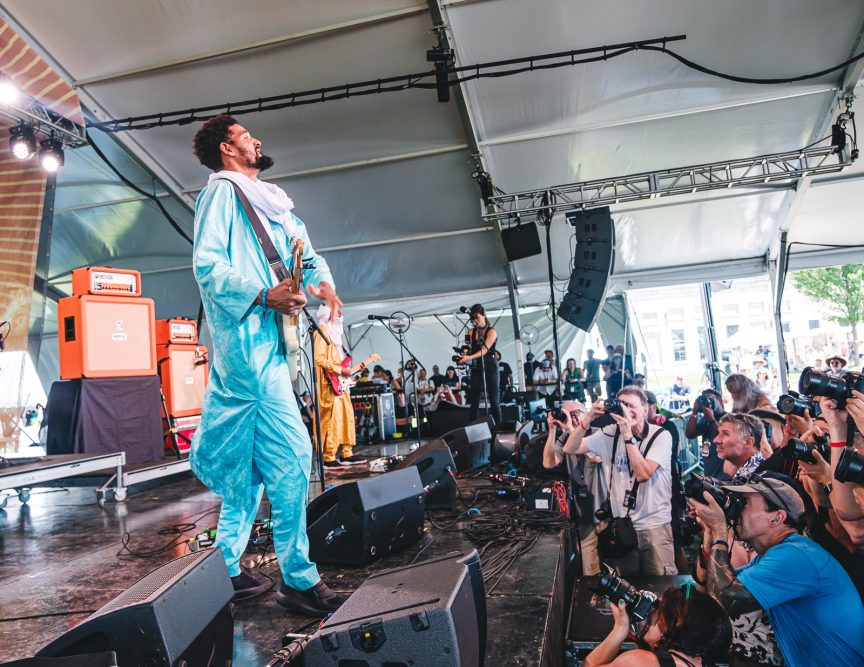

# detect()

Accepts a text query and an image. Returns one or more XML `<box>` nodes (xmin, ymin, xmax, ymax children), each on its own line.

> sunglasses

<box><xmin>723</xmin><ymin>412</ymin><xmax>764</xmax><ymax>442</ymax></box>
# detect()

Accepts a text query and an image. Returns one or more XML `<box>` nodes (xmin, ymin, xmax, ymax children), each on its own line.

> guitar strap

<box><xmin>222</xmin><ymin>179</ymin><xmax>292</xmax><ymax>283</ymax></box>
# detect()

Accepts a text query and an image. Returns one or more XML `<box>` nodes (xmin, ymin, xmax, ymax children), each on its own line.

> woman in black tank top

<box><xmin>457</xmin><ymin>304</ymin><xmax>501</xmax><ymax>424</ymax></box>
<box><xmin>582</xmin><ymin>585</ymin><xmax>731</xmax><ymax>667</ymax></box>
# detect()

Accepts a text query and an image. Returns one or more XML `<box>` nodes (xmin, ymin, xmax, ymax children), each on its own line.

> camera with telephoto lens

<box><xmin>798</xmin><ymin>366</ymin><xmax>864</xmax><ymax>408</ymax></box>
<box><xmin>683</xmin><ymin>474</ymin><xmax>746</xmax><ymax>522</ymax></box>
<box><xmin>777</xmin><ymin>392</ymin><xmax>820</xmax><ymax>418</ymax></box>
<box><xmin>835</xmin><ymin>447</ymin><xmax>864</xmax><ymax>484</ymax></box>
<box><xmin>677</xmin><ymin>514</ymin><xmax>700</xmax><ymax>546</ymax></box>
<box><xmin>585</xmin><ymin>563</ymin><xmax>659</xmax><ymax>622</ymax></box>
<box><xmin>781</xmin><ymin>435</ymin><xmax>830</xmax><ymax>465</ymax></box>
<box><xmin>694</xmin><ymin>394</ymin><xmax>716</xmax><ymax>412</ymax></box>
<box><xmin>603</xmin><ymin>398</ymin><xmax>625</xmax><ymax>416</ymax></box>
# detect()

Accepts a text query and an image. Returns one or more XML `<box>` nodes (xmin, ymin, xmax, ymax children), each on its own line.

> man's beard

<box><xmin>255</xmin><ymin>154</ymin><xmax>274</xmax><ymax>171</ymax></box>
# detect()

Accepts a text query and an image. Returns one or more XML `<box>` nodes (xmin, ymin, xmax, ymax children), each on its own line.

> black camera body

<box><xmin>683</xmin><ymin>475</ymin><xmax>745</xmax><ymax>522</ymax></box>
<box><xmin>603</xmin><ymin>398</ymin><xmax>624</xmax><ymax>416</ymax></box>
<box><xmin>586</xmin><ymin>564</ymin><xmax>659</xmax><ymax>622</ymax></box>
<box><xmin>835</xmin><ymin>447</ymin><xmax>864</xmax><ymax>484</ymax></box>
<box><xmin>799</xmin><ymin>366</ymin><xmax>864</xmax><ymax>408</ymax></box>
<box><xmin>781</xmin><ymin>436</ymin><xmax>829</xmax><ymax>465</ymax></box>
<box><xmin>777</xmin><ymin>392</ymin><xmax>819</xmax><ymax>418</ymax></box>
<box><xmin>694</xmin><ymin>394</ymin><xmax>715</xmax><ymax>411</ymax></box>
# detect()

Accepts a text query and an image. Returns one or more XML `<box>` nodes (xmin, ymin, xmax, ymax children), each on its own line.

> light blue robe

<box><xmin>190</xmin><ymin>178</ymin><xmax>332</xmax><ymax>585</ymax></box>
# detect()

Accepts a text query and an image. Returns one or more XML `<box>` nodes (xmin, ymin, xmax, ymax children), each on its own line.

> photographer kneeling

<box><xmin>690</xmin><ymin>472</ymin><xmax>864</xmax><ymax>667</ymax></box>
<box><xmin>583</xmin><ymin>583</ymin><xmax>732</xmax><ymax>667</ymax></box>
<box><xmin>563</xmin><ymin>387</ymin><xmax>677</xmax><ymax>575</ymax></box>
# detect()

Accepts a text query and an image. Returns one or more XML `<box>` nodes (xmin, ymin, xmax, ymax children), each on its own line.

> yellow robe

<box><xmin>313</xmin><ymin>334</ymin><xmax>356</xmax><ymax>461</ymax></box>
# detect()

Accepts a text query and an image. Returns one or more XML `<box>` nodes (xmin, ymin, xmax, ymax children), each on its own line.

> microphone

<box><xmin>459</xmin><ymin>306</ymin><xmax>469</xmax><ymax>314</ymax></box>
<box><xmin>367</xmin><ymin>314</ymin><xmax>390</xmax><ymax>321</ymax></box>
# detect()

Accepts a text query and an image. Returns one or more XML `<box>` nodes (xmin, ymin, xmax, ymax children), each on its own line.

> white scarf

<box><xmin>317</xmin><ymin>305</ymin><xmax>344</xmax><ymax>359</ymax></box>
<box><xmin>210</xmin><ymin>170</ymin><xmax>297</xmax><ymax>239</ymax></box>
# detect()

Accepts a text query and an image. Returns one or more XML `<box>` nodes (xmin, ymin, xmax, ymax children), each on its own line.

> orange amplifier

<box><xmin>158</xmin><ymin>344</ymin><xmax>209</xmax><ymax>417</ymax></box>
<box><xmin>71</xmin><ymin>266</ymin><xmax>142</xmax><ymax>297</ymax></box>
<box><xmin>164</xmin><ymin>414</ymin><xmax>201</xmax><ymax>453</ymax></box>
<box><xmin>58</xmin><ymin>295</ymin><xmax>157</xmax><ymax>379</ymax></box>
<box><xmin>155</xmin><ymin>318</ymin><xmax>198</xmax><ymax>345</ymax></box>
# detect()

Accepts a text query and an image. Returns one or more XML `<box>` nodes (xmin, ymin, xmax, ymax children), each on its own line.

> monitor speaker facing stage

<box><xmin>303</xmin><ymin>550</ymin><xmax>487</xmax><ymax>667</ymax></box>
<box><xmin>395</xmin><ymin>438</ymin><xmax>458</xmax><ymax>510</ymax></box>
<box><xmin>442</xmin><ymin>420</ymin><xmax>493</xmax><ymax>472</ymax></box>
<box><xmin>306</xmin><ymin>467</ymin><xmax>425</xmax><ymax>565</ymax></box>
<box><xmin>559</xmin><ymin>207</ymin><xmax>615</xmax><ymax>331</ymax></box>
<box><xmin>37</xmin><ymin>549</ymin><xmax>233</xmax><ymax>667</ymax></box>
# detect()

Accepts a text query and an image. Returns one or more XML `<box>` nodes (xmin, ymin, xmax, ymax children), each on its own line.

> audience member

<box><xmin>562</xmin><ymin>357</ymin><xmax>586</xmax><ymax>401</ymax></box>
<box><xmin>524</xmin><ymin>352</ymin><xmax>539</xmax><ymax>390</ymax></box>
<box><xmin>714</xmin><ymin>412</ymin><xmax>764</xmax><ymax>480</ymax></box>
<box><xmin>430</xmin><ymin>364</ymin><xmax>445</xmax><ymax>388</ymax></box>
<box><xmin>495</xmin><ymin>350</ymin><xmax>513</xmax><ymax>398</ymax></box>
<box><xmin>825</xmin><ymin>355</ymin><xmax>847</xmax><ymax>378</ymax></box>
<box><xmin>725</xmin><ymin>373</ymin><xmax>772</xmax><ymax>413</ymax></box>
<box><xmin>533</xmin><ymin>358</ymin><xmax>559</xmax><ymax>406</ymax></box>
<box><xmin>583</xmin><ymin>348</ymin><xmax>603</xmax><ymax>401</ymax></box>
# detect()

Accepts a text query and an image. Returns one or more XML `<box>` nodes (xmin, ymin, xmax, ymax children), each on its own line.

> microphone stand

<box><xmin>378</xmin><ymin>321</ymin><xmax>424</xmax><ymax>449</ymax></box>
<box><xmin>302</xmin><ymin>306</ymin><xmax>329</xmax><ymax>494</ymax></box>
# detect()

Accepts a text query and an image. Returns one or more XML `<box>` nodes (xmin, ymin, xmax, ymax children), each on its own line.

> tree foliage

<box><xmin>791</xmin><ymin>265</ymin><xmax>864</xmax><ymax>333</ymax></box>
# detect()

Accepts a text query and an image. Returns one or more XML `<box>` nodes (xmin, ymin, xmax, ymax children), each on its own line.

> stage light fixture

<box><xmin>9</xmin><ymin>123</ymin><xmax>36</xmax><ymax>160</ymax></box>
<box><xmin>39</xmin><ymin>136</ymin><xmax>64</xmax><ymax>172</ymax></box>
<box><xmin>0</xmin><ymin>76</ymin><xmax>18</xmax><ymax>105</ymax></box>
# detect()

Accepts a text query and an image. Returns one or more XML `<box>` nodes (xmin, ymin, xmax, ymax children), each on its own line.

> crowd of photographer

<box><xmin>539</xmin><ymin>362</ymin><xmax>864</xmax><ymax>666</ymax></box>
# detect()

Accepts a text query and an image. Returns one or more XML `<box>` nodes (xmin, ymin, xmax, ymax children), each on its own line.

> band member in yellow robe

<box><xmin>314</xmin><ymin>304</ymin><xmax>367</xmax><ymax>467</ymax></box>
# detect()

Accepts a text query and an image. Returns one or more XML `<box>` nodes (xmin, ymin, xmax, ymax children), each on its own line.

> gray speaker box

<box><xmin>303</xmin><ymin>550</ymin><xmax>487</xmax><ymax>667</ymax></box>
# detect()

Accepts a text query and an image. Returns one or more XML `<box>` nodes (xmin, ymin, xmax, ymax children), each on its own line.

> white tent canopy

<box><xmin>5</xmin><ymin>1</ymin><xmax>864</xmax><ymax>385</ymax></box>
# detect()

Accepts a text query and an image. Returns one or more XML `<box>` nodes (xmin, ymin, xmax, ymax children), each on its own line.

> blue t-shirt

<box><xmin>737</xmin><ymin>534</ymin><xmax>864</xmax><ymax>667</ymax></box>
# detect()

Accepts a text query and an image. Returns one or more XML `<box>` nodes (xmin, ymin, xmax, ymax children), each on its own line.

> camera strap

<box><xmin>612</xmin><ymin>425</ymin><xmax>664</xmax><ymax>517</ymax></box>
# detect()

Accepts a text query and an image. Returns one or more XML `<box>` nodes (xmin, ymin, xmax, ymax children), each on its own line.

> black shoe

<box><xmin>275</xmin><ymin>580</ymin><xmax>345</xmax><ymax>616</ymax></box>
<box><xmin>340</xmin><ymin>455</ymin><xmax>368</xmax><ymax>465</ymax></box>
<box><xmin>323</xmin><ymin>460</ymin><xmax>343</xmax><ymax>468</ymax></box>
<box><xmin>231</xmin><ymin>571</ymin><xmax>271</xmax><ymax>601</ymax></box>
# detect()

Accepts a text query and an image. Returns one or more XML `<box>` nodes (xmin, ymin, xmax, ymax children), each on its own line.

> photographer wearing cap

<box><xmin>690</xmin><ymin>472</ymin><xmax>864</xmax><ymax>667</ymax></box>
<box><xmin>544</xmin><ymin>401</ymin><xmax>608</xmax><ymax>575</ymax></box>
<box><xmin>583</xmin><ymin>585</ymin><xmax>732</xmax><ymax>667</ymax></box>
<box><xmin>563</xmin><ymin>387</ymin><xmax>677</xmax><ymax>575</ymax></box>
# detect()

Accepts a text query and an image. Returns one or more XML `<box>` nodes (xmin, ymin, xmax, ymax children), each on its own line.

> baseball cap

<box><xmin>645</xmin><ymin>391</ymin><xmax>658</xmax><ymax>405</ymax></box>
<box><xmin>720</xmin><ymin>472</ymin><xmax>806</xmax><ymax>523</ymax></box>
<box><xmin>749</xmin><ymin>408</ymin><xmax>785</xmax><ymax>427</ymax></box>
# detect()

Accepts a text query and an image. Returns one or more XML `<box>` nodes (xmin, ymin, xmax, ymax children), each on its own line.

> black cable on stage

<box><xmin>85</xmin><ymin>132</ymin><xmax>193</xmax><ymax>245</ymax></box>
<box><xmin>117</xmin><ymin>507</ymin><xmax>220</xmax><ymax>558</ymax></box>
<box><xmin>0</xmin><ymin>609</ymin><xmax>98</xmax><ymax>623</ymax></box>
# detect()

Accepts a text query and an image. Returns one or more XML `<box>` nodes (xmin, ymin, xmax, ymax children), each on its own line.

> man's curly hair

<box><xmin>192</xmin><ymin>114</ymin><xmax>238</xmax><ymax>171</ymax></box>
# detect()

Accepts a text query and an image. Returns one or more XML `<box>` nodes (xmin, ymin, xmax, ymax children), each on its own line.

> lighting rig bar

<box><xmin>481</xmin><ymin>145</ymin><xmax>853</xmax><ymax>223</ymax></box>
<box><xmin>0</xmin><ymin>99</ymin><xmax>86</xmax><ymax>148</ymax></box>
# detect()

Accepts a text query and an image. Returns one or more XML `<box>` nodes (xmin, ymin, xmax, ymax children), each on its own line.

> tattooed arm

<box><xmin>706</xmin><ymin>543</ymin><xmax>762</xmax><ymax>615</ymax></box>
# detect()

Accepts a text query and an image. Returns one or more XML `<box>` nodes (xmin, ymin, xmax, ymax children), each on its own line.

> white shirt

<box><xmin>583</xmin><ymin>423</ymin><xmax>673</xmax><ymax>530</ymax></box>
<box><xmin>533</xmin><ymin>367</ymin><xmax>558</xmax><ymax>396</ymax></box>
<box><xmin>417</xmin><ymin>379</ymin><xmax>435</xmax><ymax>406</ymax></box>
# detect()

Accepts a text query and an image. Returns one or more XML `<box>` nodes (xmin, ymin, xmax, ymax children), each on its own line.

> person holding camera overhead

<box><xmin>582</xmin><ymin>583</ymin><xmax>732</xmax><ymax>667</ymax></box>
<box><xmin>563</xmin><ymin>387</ymin><xmax>676</xmax><ymax>575</ymax></box>
<box><xmin>456</xmin><ymin>304</ymin><xmax>501</xmax><ymax>424</ymax></box>
<box><xmin>690</xmin><ymin>471</ymin><xmax>864</xmax><ymax>667</ymax></box>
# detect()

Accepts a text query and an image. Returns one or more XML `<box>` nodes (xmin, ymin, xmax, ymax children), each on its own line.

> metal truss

<box><xmin>482</xmin><ymin>145</ymin><xmax>854</xmax><ymax>223</ymax></box>
<box><xmin>0</xmin><ymin>99</ymin><xmax>87</xmax><ymax>148</ymax></box>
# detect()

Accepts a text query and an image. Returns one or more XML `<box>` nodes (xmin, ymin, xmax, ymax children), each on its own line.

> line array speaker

<box><xmin>559</xmin><ymin>207</ymin><xmax>615</xmax><ymax>331</ymax></box>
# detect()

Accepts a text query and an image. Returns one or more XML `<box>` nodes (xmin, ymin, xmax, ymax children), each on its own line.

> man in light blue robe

<box><xmin>191</xmin><ymin>114</ymin><xmax>344</xmax><ymax>616</ymax></box>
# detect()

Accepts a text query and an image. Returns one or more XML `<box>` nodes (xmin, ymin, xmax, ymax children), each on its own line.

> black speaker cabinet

<box><xmin>442</xmin><ymin>420</ymin><xmax>492</xmax><ymax>472</ymax></box>
<box><xmin>304</xmin><ymin>550</ymin><xmax>487</xmax><ymax>667</ymax></box>
<box><xmin>37</xmin><ymin>549</ymin><xmax>233</xmax><ymax>667</ymax></box>
<box><xmin>500</xmin><ymin>221</ymin><xmax>542</xmax><ymax>262</ymax></box>
<box><xmin>395</xmin><ymin>439</ymin><xmax>457</xmax><ymax>510</ymax></box>
<box><xmin>560</xmin><ymin>207</ymin><xmax>615</xmax><ymax>331</ymax></box>
<box><xmin>307</xmin><ymin>467</ymin><xmax>426</xmax><ymax>565</ymax></box>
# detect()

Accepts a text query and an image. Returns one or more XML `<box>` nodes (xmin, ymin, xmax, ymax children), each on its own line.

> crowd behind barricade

<box><xmin>537</xmin><ymin>356</ymin><xmax>864</xmax><ymax>667</ymax></box>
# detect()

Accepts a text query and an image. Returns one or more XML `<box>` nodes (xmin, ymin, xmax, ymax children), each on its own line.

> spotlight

<box><xmin>9</xmin><ymin>123</ymin><xmax>36</xmax><ymax>160</ymax></box>
<box><xmin>0</xmin><ymin>76</ymin><xmax>18</xmax><ymax>105</ymax></box>
<box><xmin>39</xmin><ymin>137</ymin><xmax>64</xmax><ymax>172</ymax></box>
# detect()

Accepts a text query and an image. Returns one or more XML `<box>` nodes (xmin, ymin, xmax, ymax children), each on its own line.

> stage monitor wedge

<box><xmin>560</xmin><ymin>207</ymin><xmax>615</xmax><ymax>331</ymax></box>
<box><xmin>37</xmin><ymin>549</ymin><xmax>233</xmax><ymax>667</ymax></box>
<box><xmin>395</xmin><ymin>438</ymin><xmax>458</xmax><ymax>510</ymax></box>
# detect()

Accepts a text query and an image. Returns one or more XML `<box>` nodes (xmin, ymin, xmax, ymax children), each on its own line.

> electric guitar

<box><xmin>325</xmin><ymin>353</ymin><xmax>380</xmax><ymax>396</ymax></box>
<box><xmin>283</xmin><ymin>239</ymin><xmax>304</xmax><ymax>381</ymax></box>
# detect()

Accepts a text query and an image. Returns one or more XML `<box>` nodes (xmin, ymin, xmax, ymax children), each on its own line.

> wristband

<box><xmin>710</xmin><ymin>539</ymin><xmax>730</xmax><ymax>550</ymax></box>
<box><xmin>830</xmin><ymin>441</ymin><xmax>847</xmax><ymax>448</ymax></box>
<box><xmin>261</xmin><ymin>288</ymin><xmax>268</xmax><ymax>310</ymax></box>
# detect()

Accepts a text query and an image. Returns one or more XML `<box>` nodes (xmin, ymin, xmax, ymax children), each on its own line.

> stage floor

<box><xmin>0</xmin><ymin>439</ymin><xmax>567</xmax><ymax>666</ymax></box>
